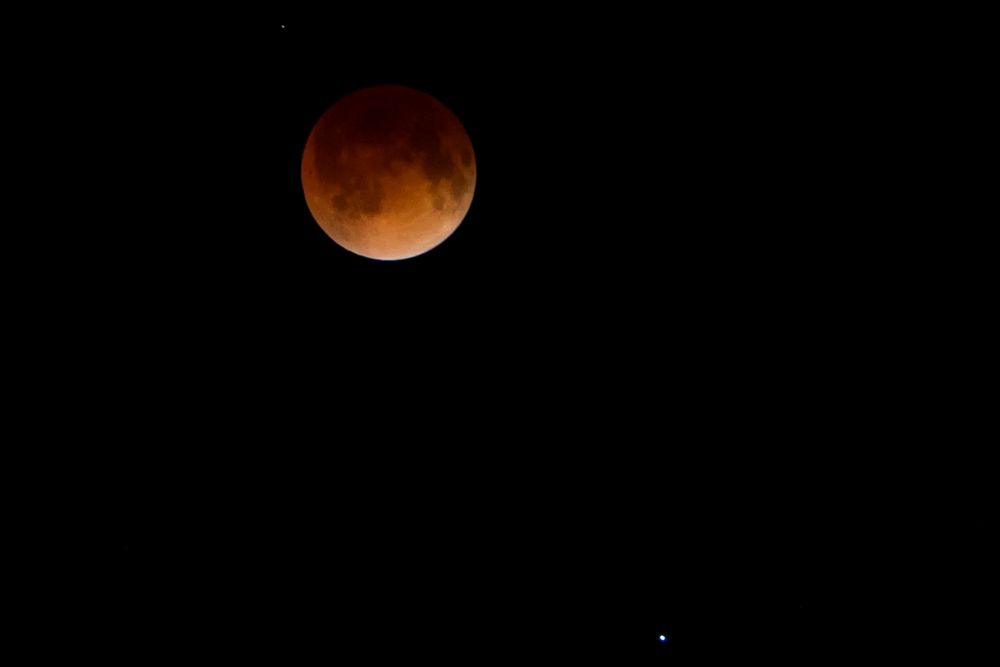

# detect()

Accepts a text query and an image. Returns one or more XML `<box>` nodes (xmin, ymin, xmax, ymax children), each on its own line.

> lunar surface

<box><xmin>301</xmin><ymin>86</ymin><xmax>476</xmax><ymax>260</ymax></box>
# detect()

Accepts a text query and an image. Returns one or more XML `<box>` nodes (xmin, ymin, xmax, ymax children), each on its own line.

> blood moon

<box><xmin>301</xmin><ymin>86</ymin><xmax>476</xmax><ymax>260</ymax></box>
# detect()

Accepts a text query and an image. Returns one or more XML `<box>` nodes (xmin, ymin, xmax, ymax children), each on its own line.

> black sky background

<box><xmin>12</xmin><ymin>7</ymin><xmax>988</xmax><ymax>664</ymax></box>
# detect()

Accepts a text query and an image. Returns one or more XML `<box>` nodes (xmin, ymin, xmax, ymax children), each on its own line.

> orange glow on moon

<box><xmin>301</xmin><ymin>86</ymin><xmax>476</xmax><ymax>260</ymax></box>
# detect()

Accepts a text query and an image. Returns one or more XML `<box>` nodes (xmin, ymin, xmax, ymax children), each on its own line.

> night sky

<box><xmin>20</xmin><ymin>7</ymin><xmax>983</xmax><ymax>665</ymax></box>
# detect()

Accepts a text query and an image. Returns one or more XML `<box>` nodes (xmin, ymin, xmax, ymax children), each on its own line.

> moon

<box><xmin>301</xmin><ymin>86</ymin><xmax>476</xmax><ymax>260</ymax></box>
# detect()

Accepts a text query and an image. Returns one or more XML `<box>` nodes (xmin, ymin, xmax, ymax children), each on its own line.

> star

<box><xmin>659</xmin><ymin>635</ymin><xmax>668</xmax><ymax>643</ymax></box>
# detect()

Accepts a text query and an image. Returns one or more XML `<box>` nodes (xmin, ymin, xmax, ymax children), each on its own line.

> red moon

<box><xmin>301</xmin><ymin>86</ymin><xmax>476</xmax><ymax>260</ymax></box>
